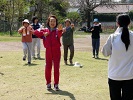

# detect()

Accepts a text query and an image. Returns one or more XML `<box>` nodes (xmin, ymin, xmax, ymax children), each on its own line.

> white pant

<box><xmin>32</xmin><ymin>38</ymin><xmax>41</xmax><ymax>58</ymax></box>
<box><xmin>22</xmin><ymin>42</ymin><xmax>32</xmax><ymax>62</ymax></box>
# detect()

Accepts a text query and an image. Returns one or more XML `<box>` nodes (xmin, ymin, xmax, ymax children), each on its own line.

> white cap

<box><xmin>22</xmin><ymin>19</ymin><xmax>30</xmax><ymax>24</ymax></box>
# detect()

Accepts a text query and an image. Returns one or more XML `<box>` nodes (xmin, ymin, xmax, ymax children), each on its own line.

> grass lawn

<box><xmin>0</xmin><ymin>50</ymin><xmax>110</xmax><ymax>100</ymax></box>
<box><xmin>0</xmin><ymin>36</ymin><xmax>21</xmax><ymax>42</ymax></box>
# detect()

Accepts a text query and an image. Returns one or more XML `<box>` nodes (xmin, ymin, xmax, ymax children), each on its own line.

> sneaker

<box><xmin>92</xmin><ymin>55</ymin><xmax>95</xmax><ymax>58</ymax></box>
<box><xmin>37</xmin><ymin>56</ymin><xmax>41</xmax><ymax>59</ymax></box>
<box><xmin>54</xmin><ymin>84</ymin><xmax>60</xmax><ymax>91</ymax></box>
<box><xmin>47</xmin><ymin>84</ymin><xmax>52</xmax><ymax>90</ymax></box>
<box><xmin>37</xmin><ymin>54</ymin><xmax>40</xmax><ymax>59</ymax></box>
<box><xmin>64</xmin><ymin>61</ymin><xmax>68</xmax><ymax>65</ymax></box>
<box><xmin>23</xmin><ymin>56</ymin><xmax>26</xmax><ymax>61</ymax></box>
<box><xmin>32</xmin><ymin>57</ymin><xmax>36</xmax><ymax>60</ymax></box>
<box><xmin>69</xmin><ymin>60</ymin><xmax>73</xmax><ymax>65</ymax></box>
<box><xmin>96</xmin><ymin>55</ymin><xmax>99</xmax><ymax>59</ymax></box>
<box><xmin>28</xmin><ymin>62</ymin><xmax>31</xmax><ymax>65</ymax></box>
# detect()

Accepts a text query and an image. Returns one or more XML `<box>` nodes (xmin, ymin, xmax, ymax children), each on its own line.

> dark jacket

<box><xmin>62</xmin><ymin>27</ymin><xmax>74</xmax><ymax>45</ymax></box>
<box><xmin>89</xmin><ymin>25</ymin><xmax>101</xmax><ymax>39</ymax></box>
<box><xmin>31</xmin><ymin>23</ymin><xmax>41</xmax><ymax>38</ymax></box>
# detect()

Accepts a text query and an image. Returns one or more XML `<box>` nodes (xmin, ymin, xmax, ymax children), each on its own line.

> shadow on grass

<box><xmin>33</xmin><ymin>57</ymin><xmax>45</xmax><ymax>60</ymax></box>
<box><xmin>45</xmin><ymin>89</ymin><xmax>76</xmax><ymax>100</ymax></box>
<box><xmin>0</xmin><ymin>72</ymin><xmax>4</xmax><ymax>76</ymax></box>
<box><xmin>95</xmin><ymin>57</ymin><xmax>108</xmax><ymax>61</ymax></box>
<box><xmin>23</xmin><ymin>63</ymin><xmax>39</xmax><ymax>66</ymax></box>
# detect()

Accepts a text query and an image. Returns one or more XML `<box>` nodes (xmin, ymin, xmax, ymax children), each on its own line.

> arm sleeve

<box><xmin>71</xmin><ymin>27</ymin><xmax>75</xmax><ymax>31</ymax></box>
<box><xmin>88</xmin><ymin>26</ymin><xmax>93</xmax><ymax>32</ymax></box>
<box><xmin>18</xmin><ymin>27</ymin><xmax>23</xmax><ymax>34</ymax></box>
<box><xmin>34</xmin><ymin>29</ymin><xmax>45</xmax><ymax>39</ymax></box>
<box><xmin>29</xmin><ymin>26</ymin><xmax>34</xmax><ymax>34</ymax></box>
<box><xmin>101</xmin><ymin>35</ymin><xmax>112</xmax><ymax>57</ymax></box>
<box><xmin>58</xmin><ymin>30</ymin><xmax>63</xmax><ymax>38</ymax></box>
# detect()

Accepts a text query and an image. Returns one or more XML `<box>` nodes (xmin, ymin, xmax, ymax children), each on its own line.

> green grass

<box><xmin>0</xmin><ymin>51</ymin><xmax>110</xmax><ymax>100</ymax></box>
<box><xmin>0</xmin><ymin>36</ymin><xmax>21</xmax><ymax>42</ymax></box>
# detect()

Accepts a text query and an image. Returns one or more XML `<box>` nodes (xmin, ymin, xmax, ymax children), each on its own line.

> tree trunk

<box><xmin>9</xmin><ymin>23</ymin><xmax>12</xmax><ymax>36</ymax></box>
<box><xmin>87</xmin><ymin>11</ymin><xmax>91</xmax><ymax>28</ymax></box>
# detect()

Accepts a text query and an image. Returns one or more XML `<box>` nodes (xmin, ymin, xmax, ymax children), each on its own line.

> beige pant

<box><xmin>22</xmin><ymin>42</ymin><xmax>32</xmax><ymax>62</ymax></box>
<box><xmin>32</xmin><ymin>38</ymin><xmax>41</xmax><ymax>58</ymax></box>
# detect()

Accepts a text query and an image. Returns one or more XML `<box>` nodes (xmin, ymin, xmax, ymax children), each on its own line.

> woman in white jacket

<box><xmin>102</xmin><ymin>14</ymin><xmax>133</xmax><ymax>100</ymax></box>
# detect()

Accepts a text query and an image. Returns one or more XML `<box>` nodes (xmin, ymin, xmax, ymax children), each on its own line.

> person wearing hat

<box><xmin>62</xmin><ymin>19</ymin><xmax>75</xmax><ymax>65</ymax></box>
<box><xmin>89</xmin><ymin>18</ymin><xmax>101</xmax><ymax>58</ymax></box>
<box><xmin>31</xmin><ymin>16</ymin><xmax>42</xmax><ymax>59</ymax></box>
<box><xmin>18</xmin><ymin>19</ymin><xmax>34</xmax><ymax>64</ymax></box>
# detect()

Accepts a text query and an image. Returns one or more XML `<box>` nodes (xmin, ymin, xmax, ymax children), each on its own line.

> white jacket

<box><xmin>102</xmin><ymin>27</ymin><xmax>133</xmax><ymax>80</ymax></box>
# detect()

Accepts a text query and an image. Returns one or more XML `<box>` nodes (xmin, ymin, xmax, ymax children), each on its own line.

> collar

<box><xmin>47</xmin><ymin>27</ymin><xmax>56</xmax><ymax>31</ymax></box>
<box><xmin>114</xmin><ymin>27</ymin><xmax>123</xmax><ymax>35</ymax></box>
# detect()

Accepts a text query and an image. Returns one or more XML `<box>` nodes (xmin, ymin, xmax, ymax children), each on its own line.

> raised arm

<box><xmin>34</xmin><ymin>28</ymin><xmax>50</xmax><ymax>39</ymax></box>
<box><xmin>18</xmin><ymin>26</ymin><xmax>25</xmax><ymax>34</ymax></box>
<box><xmin>57</xmin><ymin>24</ymin><xmax>63</xmax><ymax>38</ymax></box>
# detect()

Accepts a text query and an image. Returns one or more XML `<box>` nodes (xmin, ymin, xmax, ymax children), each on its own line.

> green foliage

<box><xmin>66</xmin><ymin>12</ymin><xmax>81</xmax><ymax>24</ymax></box>
<box><xmin>49</xmin><ymin>0</ymin><xmax>69</xmax><ymax>17</ymax></box>
<box><xmin>129</xmin><ymin>10</ymin><xmax>133</xmax><ymax>20</ymax></box>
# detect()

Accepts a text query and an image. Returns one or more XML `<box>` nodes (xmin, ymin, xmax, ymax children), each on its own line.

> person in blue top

<box><xmin>31</xmin><ymin>16</ymin><xmax>41</xmax><ymax>59</ymax></box>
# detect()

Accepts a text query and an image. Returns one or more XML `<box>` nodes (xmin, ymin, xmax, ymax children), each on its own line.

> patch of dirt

<box><xmin>0</xmin><ymin>35</ymin><xmax>109</xmax><ymax>51</ymax></box>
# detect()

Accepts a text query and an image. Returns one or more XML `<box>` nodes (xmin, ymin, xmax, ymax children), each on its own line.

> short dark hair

<box><xmin>46</xmin><ymin>15</ymin><xmax>58</xmax><ymax>28</ymax></box>
<box><xmin>32</xmin><ymin>16</ymin><xmax>38</xmax><ymax>23</ymax></box>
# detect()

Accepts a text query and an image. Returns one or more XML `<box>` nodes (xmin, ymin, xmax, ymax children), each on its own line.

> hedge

<box><xmin>93</xmin><ymin>12</ymin><xmax>133</xmax><ymax>22</ymax></box>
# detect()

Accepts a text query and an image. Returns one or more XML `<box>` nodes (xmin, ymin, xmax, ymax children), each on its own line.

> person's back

<box><xmin>102</xmin><ymin>14</ymin><xmax>133</xmax><ymax>100</ymax></box>
<box><xmin>107</xmin><ymin>28</ymin><xmax>133</xmax><ymax>80</ymax></box>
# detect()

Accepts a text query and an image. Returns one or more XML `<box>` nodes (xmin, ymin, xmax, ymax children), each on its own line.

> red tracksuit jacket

<box><xmin>34</xmin><ymin>27</ymin><xmax>62</xmax><ymax>85</ymax></box>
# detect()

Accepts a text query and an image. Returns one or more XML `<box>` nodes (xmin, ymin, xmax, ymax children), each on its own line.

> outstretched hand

<box><xmin>58</xmin><ymin>24</ymin><xmax>63</xmax><ymax>31</ymax></box>
<box><xmin>44</xmin><ymin>32</ymin><xmax>49</xmax><ymax>37</ymax></box>
<box><xmin>71</xmin><ymin>23</ymin><xmax>74</xmax><ymax>28</ymax></box>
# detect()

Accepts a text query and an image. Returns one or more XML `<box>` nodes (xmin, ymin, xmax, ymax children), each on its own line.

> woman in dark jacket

<box><xmin>89</xmin><ymin>18</ymin><xmax>101</xmax><ymax>58</ymax></box>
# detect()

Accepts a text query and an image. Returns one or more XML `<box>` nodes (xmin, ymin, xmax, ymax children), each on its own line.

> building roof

<box><xmin>94</xmin><ymin>4</ymin><xmax>133</xmax><ymax>14</ymax></box>
<box><xmin>68</xmin><ymin>4</ymin><xmax>133</xmax><ymax>14</ymax></box>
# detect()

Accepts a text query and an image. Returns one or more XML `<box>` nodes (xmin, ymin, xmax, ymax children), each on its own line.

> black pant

<box><xmin>108</xmin><ymin>78</ymin><xmax>133</xmax><ymax>100</ymax></box>
<box><xmin>63</xmin><ymin>44</ymin><xmax>74</xmax><ymax>61</ymax></box>
<box><xmin>92</xmin><ymin>38</ymin><xmax>100</xmax><ymax>56</ymax></box>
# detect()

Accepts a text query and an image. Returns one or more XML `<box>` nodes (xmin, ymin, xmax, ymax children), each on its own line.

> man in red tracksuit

<box><xmin>34</xmin><ymin>15</ymin><xmax>63</xmax><ymax>91</ymax></box>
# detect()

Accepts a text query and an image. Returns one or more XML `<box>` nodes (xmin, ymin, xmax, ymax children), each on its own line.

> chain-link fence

<box><xmin>0</xmin><ymin>20</ymin><xmax>10</xmax><ymax>32</ymax></box>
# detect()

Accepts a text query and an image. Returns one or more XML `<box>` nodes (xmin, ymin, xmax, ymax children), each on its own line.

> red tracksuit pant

<box><xmin>45</xmin><ymin>47</ymin><xmax>61</xmax><ymax>85</ymax></box>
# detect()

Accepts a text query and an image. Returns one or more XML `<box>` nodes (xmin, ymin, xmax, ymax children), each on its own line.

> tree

<box><xmin>28</xmin><ymin>0</ymin><xmax>69</xmax><ymax>23</ymax></box>
<box><xmin>48</xmin><ymin>0</ymin><xmax>70</xmax><ymax>23</ymax></box>
<box><xmin>3</xmin><ymin>0</ymin><xmax>29</xmax><ymax>36</ymax></box>
<box><xmin>71</xmin><ymin>0</ymin><xmax>115</xmax><ymax>28</ymax></box>
<box><xmin>28</xmin><ymin>0</ymin><xmax>49</xmax><ymax>21</ymax></box>
<box><xmin>66</xmin><ymin>12</ymin><xmax>81</xmax><ymax>26</ymax></box>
